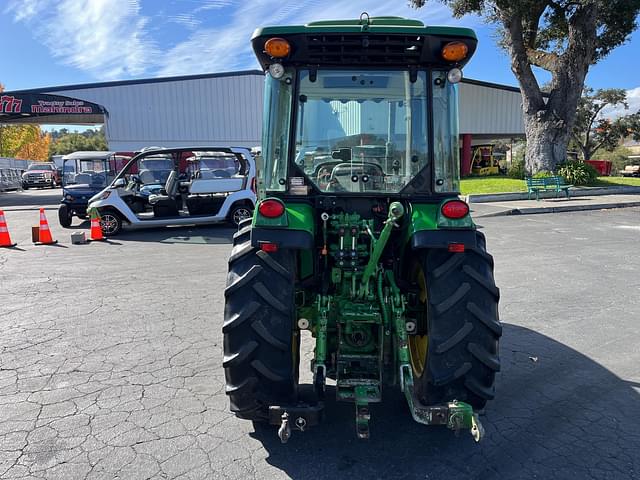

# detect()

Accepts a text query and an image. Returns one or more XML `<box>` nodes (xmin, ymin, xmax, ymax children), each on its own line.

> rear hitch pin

<box><xmin>295</xmin><ymin>417</ymin><xmax>307</xmax><ymax>432</ymax></box>
<box><xmin>278</xmin><ymin>412</ymin><xmax>291</xmax><ymax>444</ymax></box>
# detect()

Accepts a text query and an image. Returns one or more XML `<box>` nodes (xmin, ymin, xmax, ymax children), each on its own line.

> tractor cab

<box><xmin>223</xmin><ymin>15</ymin><xmax>501</xmax><ymax>443</ymax></box>
<box><xmin>253</xmin><ymin>16</ymin><xmax>476</xmax><ymax>201</ymax></box>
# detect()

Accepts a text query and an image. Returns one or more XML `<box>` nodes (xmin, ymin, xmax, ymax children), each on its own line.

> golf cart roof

<box><xmin>62</xmin><ymin>151</ymin><xmax>115</xmax><ymax>161</ymax></box>
<box><xmin>186</xmin><ymin>151</ymin><xmax>236</xmax><ymax>160</ymax></box>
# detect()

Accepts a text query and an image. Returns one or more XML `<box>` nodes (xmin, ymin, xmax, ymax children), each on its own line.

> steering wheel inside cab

<box><xmin>326</xmin><ymin>162</ymin><xmax>383</xmax><ymax>191</ymax></box>
<box><xmin>125</xmin><ymin>175</ymin><xmax>141</xmax><ymax>190</ymax></box>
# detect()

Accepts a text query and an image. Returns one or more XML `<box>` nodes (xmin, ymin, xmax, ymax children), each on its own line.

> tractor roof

<box><xmin>251</xmin><ymin>16</ymin><xmax>477</xmax><ymax>69</ymax></box>
<box><xmin>251</xmin><ymin>16</ymin><xmax>476</xmax><ymax>40</ymax></box>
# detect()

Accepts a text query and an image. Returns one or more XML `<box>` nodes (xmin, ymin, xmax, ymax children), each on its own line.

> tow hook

<box><xmin>277</xmin><ymin>412</ymin><xmax>291</xmax><ymax>443</ymax></box>
<box><xmin>470</xmin><ymin>413</ymin><xmax>484</xmax><ymax>442</ymax></box>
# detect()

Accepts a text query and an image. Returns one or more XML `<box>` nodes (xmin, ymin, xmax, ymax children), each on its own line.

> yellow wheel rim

<box><xmin>408</xmin><ymin>267</ymin><xmax>428</xmax><ymax>377</ymax></box>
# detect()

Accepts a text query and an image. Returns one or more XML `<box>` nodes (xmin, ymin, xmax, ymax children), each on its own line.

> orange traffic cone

<box><xmin>89</xmin><ymin>208</ymin><xmax>105</xmax><ymax>242</ymax></box>
<box><xmin>35</xmin><ymin>208</ymin><xmax>57</xmax><ymax>245</ymax></box>
<box><xmin>0</xmin><ymin>209</ymin><xmax>17</xmax><ymax>248</ymax></box>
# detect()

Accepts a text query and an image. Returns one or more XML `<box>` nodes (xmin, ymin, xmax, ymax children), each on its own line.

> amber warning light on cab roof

<box><xmin>441</xmin><ymin>41</ymin><xmax>468</xmax><ymax>62</ymax></box>
<box><xmin>264</xmin><ymin>37</ymin><xmax>291</xmax><ymax>58</ymax></box>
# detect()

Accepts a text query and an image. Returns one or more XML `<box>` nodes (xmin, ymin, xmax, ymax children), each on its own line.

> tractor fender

<box><xmin>410</xmin><ymin>229</ymin><xmax>477</xmax><ymax>250</ymax></box>
<box><xmin>250</xmin><ymin>226</ymin><xmax>314</xmax><ymax>250</ymax></box>
<box><xmin>250</xmin><ymin>200</ymin><xmax>315</xmax><ymax>250</ymax></box>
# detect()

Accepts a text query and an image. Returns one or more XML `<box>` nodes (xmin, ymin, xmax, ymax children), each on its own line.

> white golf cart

<box><xmin>88</xmin><ymin>147</ymin><xmax>256</xmax><ymax>236</ymax></box>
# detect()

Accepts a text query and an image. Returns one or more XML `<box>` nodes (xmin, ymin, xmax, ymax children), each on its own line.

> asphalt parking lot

<box><xmin>1</xmin><ymin>189</ymin><xmax>639</xmax><ymax>480</ymax></box>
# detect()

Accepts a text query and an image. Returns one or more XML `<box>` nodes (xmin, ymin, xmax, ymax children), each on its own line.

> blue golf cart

<box><xmin>58</xmin><ymin>151</ymin><xmax>131</xmax><ymax>227</ymax></box>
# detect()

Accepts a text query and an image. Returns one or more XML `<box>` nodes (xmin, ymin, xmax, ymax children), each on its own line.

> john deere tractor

<box><xmin>223</xmin><ymin>15</ymin><xmax>501</xmax><ymax>442</ymax></box>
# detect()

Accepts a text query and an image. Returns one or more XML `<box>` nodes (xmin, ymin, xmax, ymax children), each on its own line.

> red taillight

<box><xmin>259</xmin><ymin>242</ymin><xmax>278</xmax><ymax>253</ymax></box>
<box><xmin>250</xmin><ymin>177</ymin><xmax>256</xmax><ymax>194</ymax></box>
<box><xmin>441</xmin><ymin>200</ymin><xmax>469</xmax><ymax>219</ymax></box>
<box><xmin>448</xmin><ymin>243</ymin><xmax>465</xmax><ymax>253</ymax></box>
<box><xmin>258</xmin><ymin>199</ymin><xmax>285</xmax><ymax>218</ymax></box>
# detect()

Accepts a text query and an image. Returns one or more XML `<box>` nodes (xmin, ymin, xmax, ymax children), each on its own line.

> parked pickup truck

<box><xmin>22</xmin><ymin>162</ymin><xmax>61</xmax><ymax>189</ymax></box>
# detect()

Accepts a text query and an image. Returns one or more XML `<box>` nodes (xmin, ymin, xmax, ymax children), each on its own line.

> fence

<box><xmin>0</xmin><ymin>158</ymin><xmax>29</xmax><ymax>192</ymax></box>
<box><xmin>0</xmin><ymin>157</ymin><xmax>30</xmax><ymax>170</ymax></box>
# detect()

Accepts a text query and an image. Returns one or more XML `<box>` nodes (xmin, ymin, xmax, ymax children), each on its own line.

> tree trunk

<box><xmin>500</xmin><ymin>5</ymin><xmax>597</xmax><ymax>175</ymax></box>
<box><xmin>524</xmin><ymin>113</ymin><xmax>571</xmax><ymax>173</ymax></box>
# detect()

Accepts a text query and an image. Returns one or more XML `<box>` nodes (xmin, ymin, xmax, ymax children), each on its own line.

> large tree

<box><xmin>572</xmin><ymin>88</ymin><xmax>640</xmax><ymax>161</ymax></box>
<box><xmin>410</xmin><ymin>0</ymin><xmax>640</xmax><ymax>173</ymax></box>
<box><xmin>48</xmin><ymin>128</ymin><xmax>107</xmax><ymax>156</ymax></box>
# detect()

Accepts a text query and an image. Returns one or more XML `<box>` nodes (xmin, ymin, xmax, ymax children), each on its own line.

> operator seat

<box><xmin>73</xmin><ymin>173</ymin><xmax>92</xmax><ymax>184</ymax></box>
<box><xmin>148</xmin><ymin>170</ymin><xmax>180</xmax><ymax>216</ymax></box>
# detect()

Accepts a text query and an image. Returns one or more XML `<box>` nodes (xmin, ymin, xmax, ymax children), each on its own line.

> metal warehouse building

<box><xmin>2</xmin><ymin>70</ymin><xmax>525</xmax><ymax>174</ymax></box>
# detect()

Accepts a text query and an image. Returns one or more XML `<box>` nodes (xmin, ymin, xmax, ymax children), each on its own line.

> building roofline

<box><xmin>5</xmin><ymin>68</ymin><xmax>524</xmax><ymax>96</ymax></box>
<box><xmin>460</xmin><ymin>78</ymin><xmax>521</xmax><ymax>94</ymax></box>
<box><xmin>5</xmin><ymin>69</ymin><xmax>266</xmax><ymax>95</ymax></box>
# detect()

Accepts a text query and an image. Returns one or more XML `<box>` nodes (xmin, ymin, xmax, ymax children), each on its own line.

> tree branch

<box><xmin>522</xmin><ymin>1</ymin><xmax>548</xmax><ymax>49</ymax></box>
<box><xmin>500</xmin><ymin>12</ymin><xmax>545</xmax><ymax>112</ymax></box>
<box><xmin>591</xmin><ymin>138</ymin><xmax>608</xmax><ymax>153</ymax></box>
<box><xmin>526</xmin><ymin>48</ymin><xmax>560</xmax><ymax>70</ymax></box>
<box><xmin>563</xmin><ymin>4</ymin><xmax>598</xmax><ymax>67</ymax></box>
<box><xmin>570</xmin><ymin>130</ymin><xmax>584</xmax><ymax>146</ymax></box>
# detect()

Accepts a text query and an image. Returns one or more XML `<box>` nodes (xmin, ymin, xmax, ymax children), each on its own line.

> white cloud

<box><xmin>193</xmin><ymin>0</ymin><xmax>237</xmax><ymax>12</ymax></box>
<box><xmin>168</xmin><ymin>13</ymin><xmax>202</xmax><ymax>29</ymax></box>
<box><xmin>6</xmin><ymin>0</ymin><xmax>474</xmax><ymax>80</ymax></box>
<box><xmin>5</xmin><ymin>0</ymin><xmax>50</xmax><ymax>21</ymax></box>
<box><xmin>601</xmin><ymin>87</ymin><xmax>640</xmax><ymax>119</ymax></box>
<box><xmin>157</xmin><ymin>0</ymin><xmax>472</xmax><ymax>76</ymax></box>
<box><xmin>7</xmin><ymin>0</ymin><xmax>159</xmax><ymax>80</ymax></box>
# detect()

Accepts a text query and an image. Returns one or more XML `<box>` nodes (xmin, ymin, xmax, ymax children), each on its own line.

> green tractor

<box><xmin>223</xmin><ymin>14</ymin><xmax>501</xmax><ymax>442</ymax></box>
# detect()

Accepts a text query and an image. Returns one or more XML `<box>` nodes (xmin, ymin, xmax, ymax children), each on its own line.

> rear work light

<box><xmin>258</xmin><ymin>199</ymin><xmax>285</xmax><ymax>218</ymax></box>
<box><xmin>441</xmin><ymin>200</ymin><xmax>469</xmax><ymax>219</ymax></box>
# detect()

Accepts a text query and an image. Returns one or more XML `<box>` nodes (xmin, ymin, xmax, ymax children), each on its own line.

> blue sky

<box><xmin>2</xmin><ymin>0</ymin><xmax>639</xmax><ymax>117</ymax></box>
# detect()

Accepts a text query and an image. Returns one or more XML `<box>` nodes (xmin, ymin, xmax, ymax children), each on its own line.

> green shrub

<box><xmin>556</xmin><ymin>160</ymin><xmax>598</xmax><ymax>185</ymax></box>
<box><xmin>532</xmin><ymin>170</ymin><xmax>553</xmax><ymax>178</ymax></box>
<box><xmin>508</xmin><ymin>157</ymin><xmax>526</xmax><ymax>179</ymax></box>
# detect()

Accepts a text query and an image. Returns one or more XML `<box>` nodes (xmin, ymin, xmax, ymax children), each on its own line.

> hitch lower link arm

<box><xmin>314</xmin><ymin>295</ymin><xmax>329</xmax><ymax>396</ymax></box>
<box><xmin>387</xmin><ymin>274</ymin><xmax>485</xmax><ymax>442</ymax></box>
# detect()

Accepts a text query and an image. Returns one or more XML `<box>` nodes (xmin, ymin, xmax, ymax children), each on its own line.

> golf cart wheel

<box><xmin>223</xmin><ymin>228</ymin><xmax>298</xmax><ymax>421</ymax></box>
<box><xmin>99</xmin><ymin>210</ymin><xmax>123</xmax><ymax>237</ymax></box>
<box><xmin>228</xmin><ymin>204</ymin><xmax>253</xmax><ymax>227</ymax></box>
<box><xmin>58</xmin><ymin>204</ymin><xmax>72</xmax><ymax>228</ymax></box>
<box><xmin>408</xmin><ymin>231</ymin><xmax>501</xmax><ymax>410</ymax></box>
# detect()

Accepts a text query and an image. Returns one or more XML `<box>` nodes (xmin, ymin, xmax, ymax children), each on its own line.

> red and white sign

<box><xmin>0</xmin><ymin>95</ymin><xmax>22</xmax><ymax>114</ymax></box>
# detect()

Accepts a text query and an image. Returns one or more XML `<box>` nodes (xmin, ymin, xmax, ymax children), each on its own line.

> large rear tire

<box><xmin>223</xmin><ymin>225</ymin><xmax>298</xmax><ymax>421</ymax></box>
<box><xmin>408</xmin><ymin>231</ymin><xmax>501</xmax><ymax>410</ymax></box>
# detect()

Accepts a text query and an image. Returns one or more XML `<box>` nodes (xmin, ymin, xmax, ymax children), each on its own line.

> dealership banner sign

<box><xmin>0</xmin><ymin>92</ymin><xmax>107</xmax><ymax>123</ymax></box>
